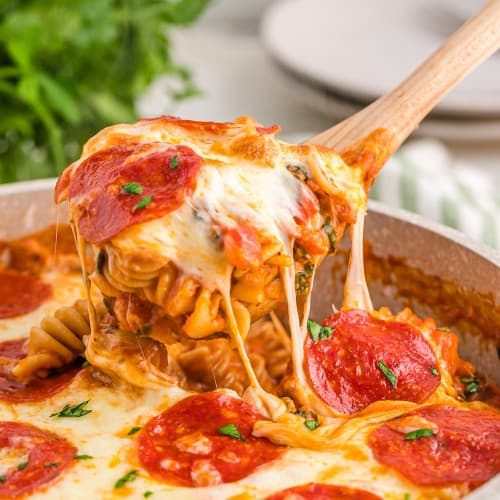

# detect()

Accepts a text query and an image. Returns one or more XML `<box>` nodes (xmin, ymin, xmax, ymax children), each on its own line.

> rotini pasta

<box><xmin>12</xmin><ymin>300</ymin><xmax>90</xmax><ymax>382</ymax></box>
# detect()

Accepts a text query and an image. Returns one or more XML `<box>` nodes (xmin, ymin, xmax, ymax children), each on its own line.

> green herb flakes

<box><xmin>307</xmin><ymin>319</ymin><xmax>332</xmax><ymax>343</ymax></box>
<box><xmin>218</xmin><ymin>423</ymin><xmax>245</xmax><ymax>441</ymax></box>
<box><xmin>430</xmin><ymin>366</ymin><xmax>439</xmax><ymax>377</ymax></box>
<box><xmin>50</xmin><ymin>400</ymin><xmax>92</xmax><ymax>418</ymax></box>
<box><xmin>122</xmin><ymin>182</ymin><xmax>143</xmax><ymax>195</ymax></box>
<box><xmin>134</xmin><ymin>195</ymin><xmax>153</xmax><ymax>212</ymax></box>
<box><xmin>377</xmin><ymin>360</ymin><xmax>397</xmax><ymax>388</ymax></box>
<box><xmin>17</xmin><ymin>462</ymin><xmax>28</xmax><ymax>471</ymax></box>
<box><xmin>404</xmin><ymin>428</ymin><xmax>436</xmax><ymax>440</ymax></box>
<box><xmin>128</xmin><ymin>426</ymin><xmax>142</xmax><ymax>436</ymax></box>
<box><xmin>144</xmin><ymin>492</ymin><xmax>154</xmax><ymax>498</ymax></box>
<box><xmin>44</xmin><ymin>461</ymin><xmax>58</xmax><ymax>468</ymax></box>
<box><xmin>436</xmin><ymin>327</ymin><xmax>450</xmax><ymax>333</ymax></box>
<box><xmin>74</xmin><ymin>455</ymin><xmax>93</xmax><ymax>460</ymax></box>
<box><xmin>170</xmin><ymin>155</ymin><xmax>179</xmax><ymax>169</ymax></box>
<box><xmin>304</xmin><ymin>420</ymin><xmax>319</xmax><ymax>431</ymax></box>
<box><xmin>115</xmin><ymin>470</ymin><xmax>138</xmax><ymax>489</ymax></box>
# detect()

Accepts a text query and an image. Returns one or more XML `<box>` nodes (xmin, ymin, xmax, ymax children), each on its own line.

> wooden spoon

<box><xmin>306</xmin><ymin>0</ymin><xmax>500</xmax><ymax>159</ymax></box>
<box><xmin>304</xmin><ymin>0</ymin><xmax>500</xmax><ymax>311</ymax></box>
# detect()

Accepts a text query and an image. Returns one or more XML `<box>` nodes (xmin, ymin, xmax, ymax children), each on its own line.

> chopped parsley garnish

<box><xmin>122</xmin><ymin>182</ymin><xmax>143</xmax><ymax>195</ymax></box>
<box><xmin>0</xmin><ymin>476</ymin><xmax>4</xmax><ymax>483</ymax></box>
<box><xmin>307</xmin><ymin>319</ymin><xmax>332</xmax><ymax>343</ymax></box>
<box><xmin>170</xmin><ymin>155</ymin><xmax>179</xmax><ymax>169</ymax></box>
<box><xmin>44</xmin><ymin>461</ymin><xmax>58</xmax><ymax>468</ymax></box>
<box><xmin>218</xmin><ymin>423</ymin><xmax>245</xmax><ymax>441</ymax></box>
<box><xmin>81</xmin><ymin>360</ymin><xmax>90</xmax><ymax>368</ymax></box>
<box><xmin>377</xmin><ymin>360</ymin><xmax>397</xmax><ymax>388</ymax></box>
<box><xmin>127</xmin><ymin>426</ymin><xmax>142</xmax><ymax>436</ymax></box>
<box><xmin>295</xmin><ymin>262</ymin><xmax>314</xmax><ymax>294</ymax></box>
<box><xmin>322</xmin><ymin>217</ymin><xmax>337</xmax><ymax>253</ymax></box>
<box><xmin>430</xmin><ymin>366</ymin><xmax>439</xmax><ymax>377</ymax></box>
<box><xmin>404</xmin><ymin>428</ymin><xmax>436</xmax><ymax>440</ymax></box>
<box><xmin>144</xmin><ymin>492</ymin><xmax>153</xmax><ymax>498</ymax></box>
<box><xmin>133</xmin><ymin>195</ymin><xmax>153</xmax><ymax>212</ymax></box>
<box><xmin>115</xmin><ymin>470</ymin><xmax>138</xmax><ymax>488</ymax></box>
<box><xmin>304</xmin><ymin>419</ymin><xmax>319</xmax><ymax>431</ymax></box>
<box><xmin>460</xmin><ymin>376</ymin><xmax>480</xmax><ymax>394</ymax></box>
<box><xmin>73</xmin><ymin>455</ymin><xmax>93</xmax><ymax>460</ymax></box>
<box><xmin>465</xmin><ymin>381</ymin><xmax>480</xmax><ymax>393</ymax></box>
<box><xmin>436</xmin><ymin>327</ymin><xmax>450</xmax><ymax>332</ymax></box>
<box><xmin>17</xmin><ymin>462</ymin><xmax>28</xmax><ymax>470</ymax></box>
<box><xmin>50</xmin><ymin>400</ymin><xmax>92</xmax><ymax>418</ymax></box>
<box><xmin>404</xmin><ymin>494</ymin><xmax>411</xmax><ymax>500</ymax></box>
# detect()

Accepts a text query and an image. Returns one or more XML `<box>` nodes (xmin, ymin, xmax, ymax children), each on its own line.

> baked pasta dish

<box><xmin>0</xmin><ymin>116</ymin><xmax>498</xmax><ymax>499</ymax></box>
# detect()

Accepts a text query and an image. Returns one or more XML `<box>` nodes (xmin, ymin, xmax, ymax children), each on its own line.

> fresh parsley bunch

<box><xmin>0</xmin><ymin>0</ymin><xmax>211</xmax><ymax>183</ymax></box>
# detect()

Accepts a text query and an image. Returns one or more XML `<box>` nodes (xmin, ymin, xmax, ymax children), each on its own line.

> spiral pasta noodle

<box><xmin>12</xmin><ymin>300</ymin><xmax>90</xmax><ymax>382</ymax></box>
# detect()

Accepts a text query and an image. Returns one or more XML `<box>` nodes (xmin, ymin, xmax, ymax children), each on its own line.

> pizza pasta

<box><xmin>0</xmin><ymin>116</ymin><xmax>498</xmax><ymax>499</ymax></box>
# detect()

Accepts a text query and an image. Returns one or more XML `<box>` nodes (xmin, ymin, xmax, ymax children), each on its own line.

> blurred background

<box><xmin>0</xmin><ymin>0</ymin><xmax>498</xmax><ymax>246</ymax></box>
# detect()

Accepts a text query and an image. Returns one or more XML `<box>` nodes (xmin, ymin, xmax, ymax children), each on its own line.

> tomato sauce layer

<box><xmin>60</xmin><ymin>144</ymin><xmax>202</xmax><ymax>243</ymax></box>
<box><xmin>265</xmin><ymin>483</ymin><xmax>382</xmax><ymax>500</ymax></box>
<box><xmin>0</xmin><ymin>421</ymin><xmax>76</xmax><ymax>498</ymax></box>
<box><xmin>0</xmin><ymin>339</ymin><xmax>80</xmax><ymax>403</ymax></box>
<box><xmin>305</xmin><ymin>309</ymin><xmax>440</xmax><ymax>414</ymax></box>
<box><xmin>368</xmin><ymin>404</ymin><xmax>500</xmax><ymax>487</ymax></box>
<box><xmin>0</xmin><ymin>270</ymin><xmax>52</xmax><ymax>319</ymax></box>
<box><xmin>137</xmin><ymin>391</ymin><xmax>284</xmax><ymax>487</ymax></box>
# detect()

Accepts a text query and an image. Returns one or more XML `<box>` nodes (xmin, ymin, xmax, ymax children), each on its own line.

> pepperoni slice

<box><xmin>137</xmin><ymin>391</ymin><xmax>284</xmax><ymax>487</ymax></box>
<box><xmin>0</xmin><ymin>270</ymin><xmax>52</xmax><ymax>319</ymax></box>
<box><xmin>64</xmin><ymin>144</ymin><xmax>203</xmax><ymax>243</ymax></box>
<box><xmin>304</xmin><ymin>309</ymin><xmax>440</xmax><ymax>414</ymax></box>
<box><xmin>0</xmin><ymin>339</ymin><xmax>80</xmax><ymax>403</ymax></box>
<box><xmin>265</xmin><ymin>483</ymin><xmax>382</xmax><ymax>500</ymax></box>
<box><xmin>0</xmin><ymin>421</ymin><xmax>76</xmax><ymax>498</ymax></box>
<box><xmin>368</xmin><ymin>405</ymin><xmax>500</xmax><ymax>487</ymax></box>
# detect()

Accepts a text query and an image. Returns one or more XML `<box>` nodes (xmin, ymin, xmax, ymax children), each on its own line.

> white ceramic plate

<box><xmin>262</xmin><ymin>0</ymin><xmax>500</xmax><ymax>118</ymax></box>
<box><xmin>276</xmin><ymin>66</ymin><xmax>500</xmax><ymax>142</ymax></box>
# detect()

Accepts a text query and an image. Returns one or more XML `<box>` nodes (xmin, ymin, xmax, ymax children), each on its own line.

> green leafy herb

<box><xmin>404</xmin><ymin>494</ymin><xmax>411</xmax><ymax>500</ymax></box>
<box><xmin>50</xmin><ymin>400</ymin><xmax>92</xmax><ymax>418</ymax></box>
<box><xmin>122</xmin><ymin>182</ymin><xmax>143</xmax><ymax>195</ymax></box>
<box><xmin>436</xmin><ymin>327</ymin><xmax>450</xmax><ymax>332</ymax></box>
<box><xmin>218</xmin><ymin>423</ymin><xmax>245</xmax><ymax>441</ymax></box>
<box><xmin>81</xmin><ymin>360</ymin><xmax>90</xmax><ymax>368</ymax></box>
<box><xmin>133</xmin><ymin>195</ymin><xmax>153</xmax><ymax>212</ymax></box>
<box><xmin>404</xmin><ymin>428</ymin><xmax>436</xmax><ymax>440</ymax></box>
<box><xmin>17</xmin><ymin>462</ymin><xmax>28</xmax><ymax>470</ymax></box>
<box><xmin>304</xmin><ymin>419</ymin><xmax>319</xmax><ymax>431</ymax></box>
<box><xmin>144</xmin><ymin>492</ymin><xmax>153</xmax><ymax>498</ymax></box>
<box><xmin>295</xmin><ymin>262</ymin><xmax>314</xmax><ymax>295</ymax></box>
<box><xmin>0</xmin><ymin>476</ymin><xmax>4</xmax><ymax>483</ymax></box>
<box><xmin>115</xmin><ymin>470</ymin><xmax>138</xmax><ymax>489</ymax></box>
<box><xmin>460</xmin><ymin>376</ymin><xmax>480</xmax><ymax>394</ymax></box>
<box><xmin>73</xmin><ymin>454</ymin><xmax>93</xmax><ymax>460</ymax></box>
<box><xmin>0</xmin><ymin>1</ymin><xmax>211</xmax><ymax>184</ymax></box>
<box><xmin>465</xmin><ymin>381</ymin><xmax>480</xmax><ymax>393</ymax></box>
<box><xmin>377</xmin><ymin>360</ymin><xmax>397</xmax><ymax>388</ymax></box>
<box><xmin>127</xmin><ymin>426</ymin><xmax>142</xmax><ymax>436</ymax></box>
<box><xmin>322</xmin><ymin>217</ymin><xmax>337</xmax><ymax>253</ymax></box>
<box><xmin>170</xmin><ymin>155</ymin><xmax>179</xmax><ymax>169</ymax></box>
<box><xmin>44</xmin><ymin>461</ymin><xmax>58</xmax><ymax>468</ymax></box>
<box><xmin>307</xmin><ymin>319</ymin><xmax>332</xmax><ymax>343</ymax></box>
<box><xmin>430</xmin><ymin>366</ymin><xmax>439</xmax><ymax>377</ymax></box>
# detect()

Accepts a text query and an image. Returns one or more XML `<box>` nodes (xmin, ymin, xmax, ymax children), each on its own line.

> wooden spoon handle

<box><xmin>307</xmin><ymin>0</ymin><xmax>500</xmax><ymax>153</ymax></box>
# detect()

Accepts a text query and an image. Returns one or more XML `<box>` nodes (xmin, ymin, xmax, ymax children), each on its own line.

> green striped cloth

<box><xmin>369</xmin><ymin>140</ymin><xmax>499</xmax><ymax>249</ymax></box>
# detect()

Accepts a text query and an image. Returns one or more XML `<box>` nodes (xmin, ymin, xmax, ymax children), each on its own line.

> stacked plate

<box><xmin>261</xmin><ymin>0</ymin><xmax>500</xmax><ymax>141</ymax></box>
